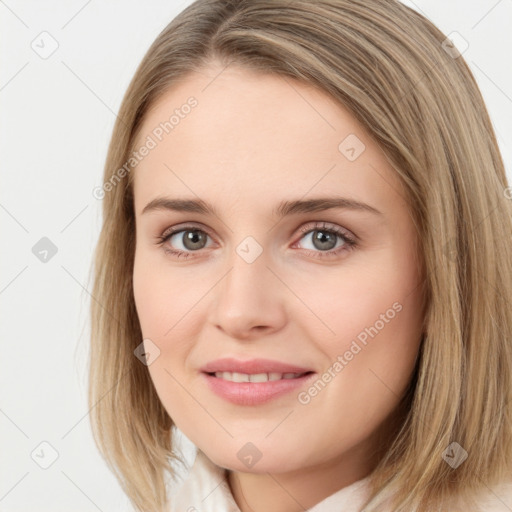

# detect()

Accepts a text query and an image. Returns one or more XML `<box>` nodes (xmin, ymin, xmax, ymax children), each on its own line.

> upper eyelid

<box><xmin>161</xmin><ymin>221</ymin><xmax>213</xmax><ymax>238</ymax></box>
<box><xmin>160</xmin><ymin>221</ymin><xmax>354</xmax><ymax>244</ymax></box>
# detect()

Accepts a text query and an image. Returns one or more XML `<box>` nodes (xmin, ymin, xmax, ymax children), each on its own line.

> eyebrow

<box><xmin>141</xmin><ymin>196</ymin><xmax>383</xmax><ymax>218</ymax></box>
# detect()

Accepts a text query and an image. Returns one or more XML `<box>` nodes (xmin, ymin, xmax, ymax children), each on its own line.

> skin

<box><xmin>132</xmin><ymin>61</ymin><xmax>426</xmax><ymax>512</ymax></box>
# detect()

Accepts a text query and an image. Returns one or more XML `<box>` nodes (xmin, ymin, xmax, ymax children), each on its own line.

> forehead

<box><xmin>132</xmin><ymin>64</ymin><xmax>405</xmax><ymax>216</ymax></box>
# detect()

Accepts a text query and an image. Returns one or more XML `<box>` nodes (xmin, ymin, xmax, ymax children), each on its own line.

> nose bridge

<box><xmin>222</xmin><ymin>235</ymin><xmax>271</xmax><ymax>305</ymax></box>
<box><xmin>210</xmin><ymin>234</ymin><xmax>286</xmax><ymax>337</ymax></box>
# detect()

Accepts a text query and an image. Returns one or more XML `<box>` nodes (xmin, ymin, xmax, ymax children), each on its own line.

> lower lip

<box><xmin>202</xmin><ymin>372</ymin><xmax>316</xmax><ymax>405</ymax></box>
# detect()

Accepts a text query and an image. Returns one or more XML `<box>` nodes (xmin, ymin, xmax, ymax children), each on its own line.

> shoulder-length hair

<box><xmin>88</xmin><ymin>1</ymin><xmax>512</xmax><ymax>510</ymax></box>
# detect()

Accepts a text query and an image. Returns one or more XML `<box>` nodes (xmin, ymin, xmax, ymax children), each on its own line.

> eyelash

<box><xmin>155</xmin><ymin>221</ymin><xmax>357</xmax><ymax>260</ymax></box>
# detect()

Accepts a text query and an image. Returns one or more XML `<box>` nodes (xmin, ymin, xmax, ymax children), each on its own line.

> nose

<box><xmin>208</xmin><ymin>244</ymin><xmax>288</xmax><ymax>340</ymax></box>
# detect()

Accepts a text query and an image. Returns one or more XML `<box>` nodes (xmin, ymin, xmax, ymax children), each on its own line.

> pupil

<box><xmin>313</xmin><ymin>230</ymin><xmax>336</xmax><ymax>250</ymax></box>
<box><xmin>184</xmin><ymin>230</ymin><xmax>206</xmax><ymax>250</ymax></box>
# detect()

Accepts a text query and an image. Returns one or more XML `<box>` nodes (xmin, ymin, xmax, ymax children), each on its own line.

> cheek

<box><xmin>306</xmin><ymin>257</ymin><xmax>423</xmax><ymax>393</ymax></box>
<box><xmin>309</xmin><ymin>260</ymin><xmax>420</xmax><ymax>340</ymax></box>
<box><xmin>132</xmin><ymin>253</ymin><xmax>200</xmax><ymax>390</ymax></box>
<box><xmin>133</xmin><ymin>261</ymin><xmax>195</xmax><ymax>421</ymax></box>
<box><xmin>133</xmin><ymin>266</ymin><xmax>163</xmax><ymax>338</ymax></box>
<box><xmin>133</xmin><ymin>250</ymin><xmax>194</xmax><ymax>338</ymax></box>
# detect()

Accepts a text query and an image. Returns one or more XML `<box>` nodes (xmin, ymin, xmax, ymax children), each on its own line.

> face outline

<box><xmin>131</xmin><ymin>61</ymin><xmax>425</xmax><ymax>489</ymax></box>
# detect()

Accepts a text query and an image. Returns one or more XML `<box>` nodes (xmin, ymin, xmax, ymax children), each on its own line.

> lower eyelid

<box><xmin>158</xmin><ymin>224</ymin><xmax>356</xmax><ymax>257</ymax></box>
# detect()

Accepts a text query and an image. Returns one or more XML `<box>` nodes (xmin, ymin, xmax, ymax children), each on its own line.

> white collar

<box><xmin>169</xmin><ymin>449</ymin><xmax>371</xmax><ymax>512</ymax></box>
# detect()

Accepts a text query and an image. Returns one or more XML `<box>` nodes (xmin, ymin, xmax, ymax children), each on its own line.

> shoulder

<box><xmin>444</xmin><ymin>479</ymin><xmax>512</xmax><ymax>511</ymax></box>
<box><xmin>472</xmin><ymin>479</ymin><xmax>512</xmax><ymax>511</ymax></box>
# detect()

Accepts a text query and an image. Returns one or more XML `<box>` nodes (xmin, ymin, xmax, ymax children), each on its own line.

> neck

<box><xmin>227</xmin><ymin>440</ymin><xmax>375</xmax><ymax>512</ymax></box>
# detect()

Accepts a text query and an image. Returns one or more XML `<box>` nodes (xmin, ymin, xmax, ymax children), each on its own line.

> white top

<box><xmin>168</xmin><ymin>449</ymin><xmax>512</xmax><ymax>512</ymax></box>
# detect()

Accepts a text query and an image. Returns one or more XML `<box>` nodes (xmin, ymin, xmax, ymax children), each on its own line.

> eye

<box><xmin>155</xmin><ymin>221</ymin><xmax>357</xmax><ymax>260</ymax></box>
<box><xmin>293</xmin><ymin>221</ymin><xmax>357</xmax><ymax>259</ymax></box>
<box><xmin>156</xmin><ymin>223</ymin><xmax>213</xmax><ymax>259</ymax></box>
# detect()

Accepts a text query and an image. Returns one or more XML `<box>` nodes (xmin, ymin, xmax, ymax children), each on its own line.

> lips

<box><xmin>200</xmin><ymin>357</ymin><xmax>313</xmax><ymax>375</ymax></box>
<box><xmin>200</xmin><ymin>357</ymin><xmax>316</xmax><ymax>405</ymax></box>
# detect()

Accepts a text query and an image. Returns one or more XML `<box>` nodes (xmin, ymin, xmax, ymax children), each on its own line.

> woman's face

<box><xmin>132</xmin><ymin>62</ymin><xmax>425</xmax><ymax>478</ymax></box>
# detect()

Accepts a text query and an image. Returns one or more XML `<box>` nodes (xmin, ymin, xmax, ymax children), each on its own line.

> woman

<box><xmin>89</xmin><ymin>1</ymin><xmax>512</xmax><ymax>510</ymax></box>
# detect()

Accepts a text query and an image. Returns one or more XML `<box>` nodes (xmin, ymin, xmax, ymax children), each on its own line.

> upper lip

<box><xmin>200</xmin><ymin>357</ymin><xmax>314</xmax><ymax>374</ymax></box>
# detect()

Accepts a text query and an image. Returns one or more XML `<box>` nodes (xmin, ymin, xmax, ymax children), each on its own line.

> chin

<box><xmin>199</xmin><ymin>442</ymin><xmax>305</xmax><ymax>474</ymax></box>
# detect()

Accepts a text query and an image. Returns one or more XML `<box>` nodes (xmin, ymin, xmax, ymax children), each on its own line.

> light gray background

<box><xmin>1</xmin><ymin>1</ymin><xmax>511</xmax><ymax>511</ymax></box>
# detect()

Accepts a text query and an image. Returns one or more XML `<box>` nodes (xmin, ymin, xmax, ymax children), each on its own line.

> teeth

<box><xmin>213</xmin><ymin>371</ymin><xmax>304</xmax><ymax>382</ymax></box>
<box><xmin>231</xmin><ymin>372</ymin><xmax>249</xmax><ymax>383</ymax></box>
<box><xmin>249</xmin><ymin>373</ymin><xmax>269</xmax><ymax>383</ymax></box>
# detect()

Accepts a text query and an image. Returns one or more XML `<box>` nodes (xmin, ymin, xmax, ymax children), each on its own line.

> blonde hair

<box><xmin>89</xmin><ymin>0</ymin><xmax>512</xmax><ymax>510</ymax></box>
